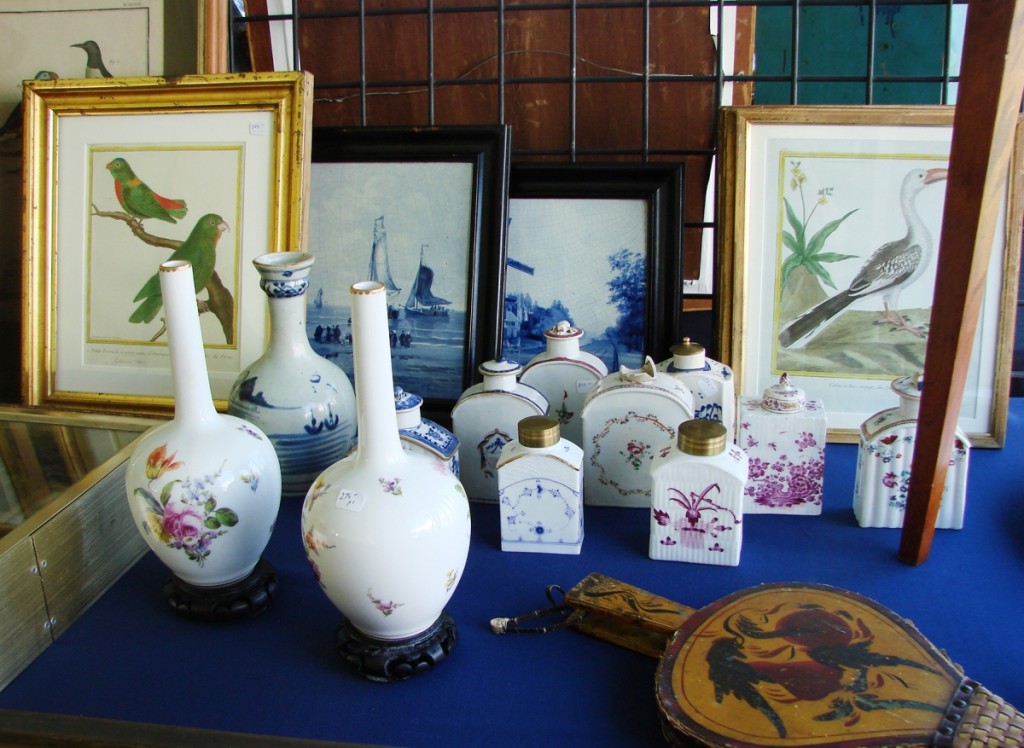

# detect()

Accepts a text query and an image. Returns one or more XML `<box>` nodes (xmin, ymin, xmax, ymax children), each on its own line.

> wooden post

<box><xmin>899</xmin><ymin>0</ymin><xmax>1024</xmax><ymax>565</ymax></box>
<box><xmin>201</xmin><ymin>0</ymin><xmax>230</xmax><ymax>74</ymax></box>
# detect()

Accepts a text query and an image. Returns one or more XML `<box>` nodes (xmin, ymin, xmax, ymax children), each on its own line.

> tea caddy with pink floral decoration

<box><xmin>125</xmin><ymin>261</ymin><xmax>282</xmax><ymax>620</ymax></box>
<box><xmin>737</xmin><ymin>373</ymin><xmax>825</xmax><ymax>515</ymax></box>
<box><xmin>853</xmin><ymin>373</ymin><xmax>969</xmax><ymax>529</ymax></box>
<box><xmin>519</xmin><ymin>320</ymin><xmax>607</xmax><ymax>448</ymax></box>
<box><xmin>580</xmin><ymin>356</ymin><xmax>694</xmax><ymax>508</ymax></box>
<box><xmin>649</xmin><ymin>419</ymin><xmax>748</xmax><ymax>566</ymax></box>
<box><xmin>656</xmin><ymin>337</ymin><xmax>735</xmax><ymax>442</ymax></box>
<box><xmin>451</xmin><ymin>358</ymin><xmax>549</xmax><ymax>502</ymax></box>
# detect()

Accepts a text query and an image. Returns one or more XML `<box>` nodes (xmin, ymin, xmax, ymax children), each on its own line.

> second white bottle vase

<box><xmin>300</xmin><ymin>281</ymin><xmax>471</xmax><ymax>682</ymax></box>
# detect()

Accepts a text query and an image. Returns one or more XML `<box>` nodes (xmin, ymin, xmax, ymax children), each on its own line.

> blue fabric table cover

<box><xmin>1</xmin><ymin>403</ymin><xmax>1023</xmax><ymax>747</ymax></box>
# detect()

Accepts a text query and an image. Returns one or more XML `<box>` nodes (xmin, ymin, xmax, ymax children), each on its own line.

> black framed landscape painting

<box><xmin>504</xmin><ymin>163</ymin><xmax>685</xmax><ymax>373</ymax></box>
<box><xmin>307</xmin><ymin>126</ymin><xmax>510</xmax><ymax>415</ymax></box>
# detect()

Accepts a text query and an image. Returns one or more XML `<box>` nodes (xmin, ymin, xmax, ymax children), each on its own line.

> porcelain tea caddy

<box><xmin>395</xmin><ymin>386</ymin><xmax>459</xmax><ymax>476</ymax></box>
<box><xmin>451</xmin><ymin>358</ymin><xmax>549</xmax><ymax>502</ymax></box>
<box><xmin>657</xmin><ymin>337</ymin><xmax>735</xmax><ymax>442</ymax></box>
<box><xmin>497</xmin><ymin>415</ymin><xmax>584</xmax><ymax>554</ymax></box>
<box><xmin>649</xmin><ymin>419</ymin><xmax>748</xmax><ymax>566</ymax></box>
<box><xmin>853</xmin><ymin>373</ymin><xmax>969</xmax><ymax>529</ymax></box>
<box><xmin>580</xmin><ymin>356</ymin><xmax>694</xmax><ymax>507</ymax></box>
<box><xmin>519</xmin><ymin>320</ymin><xmax>608</xmax><ymax>447</ymax></box>
<box><xmin>737</xmin><ymin>373</ymin><xmax>825</xmax><ymax>515</ymax></box>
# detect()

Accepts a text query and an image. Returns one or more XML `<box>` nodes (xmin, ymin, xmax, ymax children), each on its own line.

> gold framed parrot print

<box><xmin>716</xmin><ymin>106</ymin><xmax>1022</xmax><ymax>447</ymax></box>
<box><xmin>22</xmin><ymin>72</ymin><xmax>313</xmax><ymax>416</ymax></box>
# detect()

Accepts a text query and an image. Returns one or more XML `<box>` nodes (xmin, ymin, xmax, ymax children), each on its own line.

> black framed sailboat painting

<box><xmin>308</xmin><ymin>126</ymin><xmax>510</xmax><ymax>416</ymax></box>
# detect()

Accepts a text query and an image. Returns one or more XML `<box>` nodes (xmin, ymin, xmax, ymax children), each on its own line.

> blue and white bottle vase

<box><xmin>228</xmin><ymin>252</ymin><xmax>357</xmax><ymax>500</ymax></box>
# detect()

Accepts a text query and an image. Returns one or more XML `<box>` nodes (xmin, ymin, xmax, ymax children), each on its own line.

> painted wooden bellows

<box><xmin>495</xmin><ymin>573</ymin><xmax>1023</xmax><ymax>747</ymax></box>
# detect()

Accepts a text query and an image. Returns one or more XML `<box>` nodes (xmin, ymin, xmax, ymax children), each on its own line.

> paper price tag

<box><xmin>336</xmin><ymin>489</ymin><xmax>365</xmax><ymax>512</ymax></box>
<box><xmin>576</xmin><ymin>379</ymin><xmax>596</xmax><ymax>394</ymax></box>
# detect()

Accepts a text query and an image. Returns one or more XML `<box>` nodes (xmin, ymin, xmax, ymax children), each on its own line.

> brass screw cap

<box><xmin>518</xmin><ymin>415</ymin><xmax>561</xmax><ymax>448</ymax></box>
<box><xmin>677</xmin><ymin>419</ymin><xmax>727</xmax><ymax>456</ymax></box>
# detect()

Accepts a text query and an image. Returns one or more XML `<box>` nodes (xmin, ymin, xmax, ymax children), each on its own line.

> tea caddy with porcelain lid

<box><xmin>395</xmin><ymin>386</ymin><xmax>459</xmax><ymax>477</ymax></box>
<box><xmin>519</xmin><ymin>320</ymin><xmax>607</xmax><ymax>448</ymax></box>
<box><xmin>657</xmin><ymin>337</ymin><xmax>735</xmax><ymax>442</ymax></box>
<box><xmin>737</xmin><ymin>373</ymin><xmax>826</xmax><ymax>516</ymax></box>
<box><xmin>451</xmin><ymin>358</ymin><xmax>549</xmax><ymax>502</ymax></box>
<box><xmin>580</xmin><ymin>356</ymin><xmax>694</xmax><ymax>508</ymax></box>
<box><xmin>853</xmin><ymin>374</ymin><xmax>969</xmax><ymax>529</ymax></box>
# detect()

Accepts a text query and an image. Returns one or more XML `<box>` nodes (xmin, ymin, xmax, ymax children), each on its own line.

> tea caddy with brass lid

<box><xmin>496</xmin><ymin>415</ymin><xmax>584</xmax><ymax>554</ymax></box>
<box><xmin>649</xmin><ymin>419</ymin><xmax>748</xmax><ymax>566</ymax></box>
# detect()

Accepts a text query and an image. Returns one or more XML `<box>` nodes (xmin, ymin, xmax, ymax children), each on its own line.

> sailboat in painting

<box><xmin>367</xmin><ymin>216</ymin><xmax>402</xmax><ymax>312</ymax></box>
<box><xmin>404</xmin><ymin>244</ymin><xmax>451</xmax><ymax>318</ymax></box>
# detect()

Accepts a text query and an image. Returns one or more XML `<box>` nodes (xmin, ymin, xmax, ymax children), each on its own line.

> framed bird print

<box><xmin>22</xmin><ymin>72</ymin><xmax>313</xmax><ymax>415</ymax></box>
<box><xmin>717</xmin><ymin>106</ymin><xmax>1022</xmax><ymax>447</ymax></box>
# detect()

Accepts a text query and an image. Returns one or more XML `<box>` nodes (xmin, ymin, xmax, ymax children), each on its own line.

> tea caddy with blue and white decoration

<box><xmin>853</xmin><ymin>373</ymin><xmax>969</xmax><ymax>529</ymax></box>
<box><xmin>451</xmin><ymin>358</ymin><xmax>549</xmax><ymax>502</ymax></box>
<box><xmin>395</xmin><ymin>386</ymin><xmax>459</xmax><ymax>477</ymax></box>
<box><xmin>657</xmin><ymin>337</ymin><xmax>735</xmax><ymax>442</ymax></box>
<box><xmin>497</xmin><ymin>415</ymin><xmax>584</xmax><ymax>555</ymax></box>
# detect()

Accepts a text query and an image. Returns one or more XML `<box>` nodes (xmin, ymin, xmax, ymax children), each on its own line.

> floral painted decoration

<box><xmin>133</xmin><ymin>444</ymin><xmax>239</xmax><ymax>566</ymax></box>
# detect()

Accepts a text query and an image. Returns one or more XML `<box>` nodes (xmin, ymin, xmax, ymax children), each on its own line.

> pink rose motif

<box><xmin>162</xmin><ymin>499</ymin><xmax>206</xmax><ymax>545</ymax></box>
<box><xmin>882</xmin><ymin>472</ymin><xmax>899</xmax><ymax>489</ymax></box>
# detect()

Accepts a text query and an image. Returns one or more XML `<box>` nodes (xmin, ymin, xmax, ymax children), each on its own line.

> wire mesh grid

<box><xmin>229</xmin><ymin>0</ymin><xmax>965</xmax><ymax>283</ymax></box>
<box><xmin>229</xmin><ymin>1</ymin><xmax>1024</xmax><ymax>396</ymax></box>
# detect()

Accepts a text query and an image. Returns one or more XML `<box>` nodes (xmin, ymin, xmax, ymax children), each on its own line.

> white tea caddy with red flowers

<box><xmin>853</xmin><ymin>373</ymin><xmax>969</xmax><ymax>529</ymax></box>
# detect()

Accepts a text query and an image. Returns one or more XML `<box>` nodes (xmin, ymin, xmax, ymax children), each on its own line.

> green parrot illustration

<box><xmin>129</xmin><ymin>214</ymin><xmax>229</xmax><ymax>325</ymax></box>
<box><xmin>106</xmin><ymin>157</ymin><xmax>188</xmax><ymax>224</ymax></box>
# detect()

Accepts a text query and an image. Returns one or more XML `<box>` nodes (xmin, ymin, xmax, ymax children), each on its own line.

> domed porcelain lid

<box><xmin>762</xmin><ymin>373</ymin><xmax>805</xmax><ymax>413</ymax></box>
<box><xmin>479</xmin><ymin>357</ymin><xmax>522</xmax><ymax>377</ymax></box>
<box><xmin>394</xmin><ymin>386</ymin><xmax>423</xmax><ymax>413</ymax></box>
<box><xmin>892</xmin><ymin>373</ymin><xmax>924</xmax><ymax>401</ymax></box>
<box><xmin>544</xmin><ymin>320</ymin><xmax>583</xmax><ymax>340</ymax></box>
